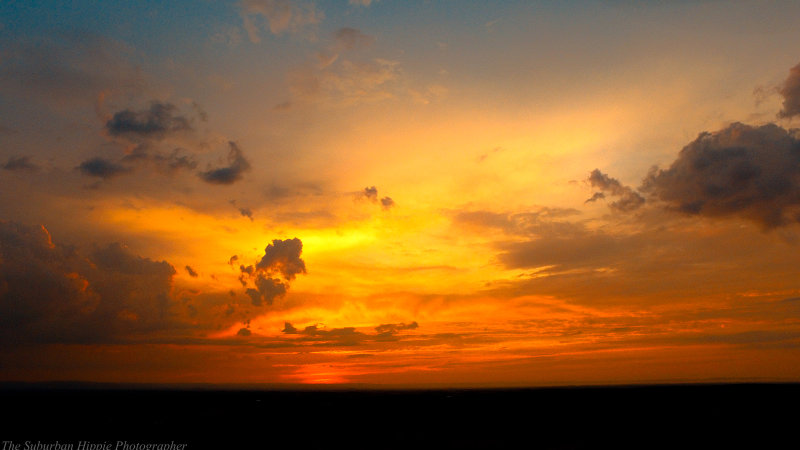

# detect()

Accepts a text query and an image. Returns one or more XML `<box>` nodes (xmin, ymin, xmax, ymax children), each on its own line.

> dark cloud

<box><xmin>256</xmin><ymin>238</ymin><xmax>307</xmax><ymax>280</ymax></box>
<box><xmin>91</xmin><ymin>242</ymin><xmax>174</xmax><ymax>277</ymax></box>
<box><xmin>228</xmin><ymin>255</ymin><xmax>239</xmax><ymax>266</ymax></box>
<box><xmin>584</xmin><ymin>191</ymin><xmax>605</xmax><ymax>204</ymax></box>
<box><xmin>360</xmin><ymin>186</ymin><xmax>396</xmax><ymax>210</ymax></box>
<box><xmin>0</xmin><ymin>221</ymin><xmax>178</xmax><ymax>344</ymax></box>
<box><xmin>105</xmin><ymin>101</ymin><xmax>192</xmax><ymax>141</ymax></box>
<box><xmin>641</xmin><ymin>122</ymin><xmax>800</xmax><ymax>229</ymax></box>
<box><xmin>587</xmin><ymin>169</ymin><xmax>645</xmax><ymax>212</ymax></box>
<box><xmin>239</xmin><ymin>207</ymin><xmax>254</xmax><ymax>221</ymax></box>
<box><xmin>281</xmin><ymin>322</ymin><xmax>366</xmax><ymax>345</ymax></box>
<box><xmin>279</xmin><ymin>320</ymin><xmax>421</xmax><ymax>346</ymax></box>
<box><xmin>380</xmin><ymin>196</ymin><xmax>395</xmax><ymax>210</ymax></box>
<box><xmin>185</xmin><ymin>266</ymin><xmax>198</xmax><ymax>277</ymax></box>
<box><xmin>375</xmin><ymin>321</ymin><xmax>418</xmax><ymax>335</ymax></box>
<box><xmin>198</xmin><ymin>141</ymin><xmax>251</xmax><ymax>185</ymax></box>
<box><xmin>237</xmin><ymin>327</ymin><xmax>252</xmax><ymax>336</ymax></box>
<box><xmin>236</xmin><ymin>238</ymin><xmax>306</xmax><ymax>307</ymax></box>
<box><xmin>228</xmin><ymin>200</ymin><xmax>254</xmax><ymax>221</ymax></box>
<box><xmin>334</xmin><ymin>28</ymin><xmax>375</xmax><ymax>50</ymax></box>
<box><xmin>77</xmin><ymin>157</ymin><xmax>131</xmax><ymax>179</ymax></box>
<box><xmin>363</xmin><ymin>185</ymin><xmax>378</xmax><ymax>201</ymax></box>
<box><xmin>2</xmin><ymin>156</ymin><xmax>38</xmax><ymax>172</ymax></box>
<box><xmin>247</xmin><ymin>275</ymin><xmax>287</xmax><ymax>306</ymax></box>
<box><xmin>289</xmin><ymin>324</ymin><xmax>351</xmax><ymax>337</ymax></box>
<box><xmin>778</xmin><ymin>62</ymin><xmax>800</xmax><ymax>119</ymax></box>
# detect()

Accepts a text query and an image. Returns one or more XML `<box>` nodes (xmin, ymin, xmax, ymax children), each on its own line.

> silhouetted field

<box><xmin>2</xmin><ymin>383</ymin><xmax>797</xmax><ymax>449</ymax></box>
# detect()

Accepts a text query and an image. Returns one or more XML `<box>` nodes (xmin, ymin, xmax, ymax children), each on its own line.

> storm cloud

<box><xmin>0</xmin><ymin>221</ymin><xmax>178</xmax><ymax>343</ymax></box>
<box><xmin>641</xmin><ymin>122</ymin><xmax>800</xmax><ymax>229</ymax></box>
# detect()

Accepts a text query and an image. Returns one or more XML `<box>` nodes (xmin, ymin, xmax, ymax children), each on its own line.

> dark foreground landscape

<box><xmin>2</xmin><ymin>383</ymin><xmax>798</xmax><ymax>449</ymax></box>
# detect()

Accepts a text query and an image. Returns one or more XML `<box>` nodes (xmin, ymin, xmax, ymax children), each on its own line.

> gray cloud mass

<box><xmin>586</xmin><ymin>169</ymin><xmax>645</xmax><ymax>212</ymax></box>
<box><xmin>198</xmin><ymin>141</ymin><xmax>251</xmax><ymax>185</ymax></box>
<box><xmin>237</xmin><ymin>238</ymin><xmax>306</xmax><ymax>306</ymax></box>
<box><xmin>0</xmin><ymin>221</ymin><xmax>177</xmax><ymax>344</ymax></box>
<box><xmin>77</xmin><ymin>157</ymin><xmax>132</xmax><ymax>179</ymax></box>
<box><xmin>641</xmin><ymin>122</ymin><xmax>800</xmax><ymax>229</ymax></box>
<box><xmin>105</xmin><ymin>101</ymin><xmax>192</xmax><ymax>141</ymax></box>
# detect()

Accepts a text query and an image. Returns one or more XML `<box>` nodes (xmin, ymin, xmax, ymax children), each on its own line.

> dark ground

<box><xmin>1</xmin><ymin>383</ymin><xmax>798</xmax><ymax>449</ymax></box>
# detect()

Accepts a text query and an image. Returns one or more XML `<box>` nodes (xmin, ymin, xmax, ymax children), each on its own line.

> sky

<box><xmin>2</xmin><ymin>0</ymin><xmax>800</xmax><ymax>386</ymax></box>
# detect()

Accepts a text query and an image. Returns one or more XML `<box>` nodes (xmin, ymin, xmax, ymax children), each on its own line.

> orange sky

<box><xmin>1</xmin><ymin>0</ymin><xmax>800</xmax><ymax>386</ymax></box>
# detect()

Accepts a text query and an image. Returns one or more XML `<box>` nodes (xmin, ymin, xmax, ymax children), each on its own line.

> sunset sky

<box><xmin>2</xmin><ymin>0</ymin><xmax>800</xmax><ymax>386</ymax></box>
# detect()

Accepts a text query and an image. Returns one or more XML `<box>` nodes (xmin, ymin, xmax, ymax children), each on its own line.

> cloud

<box><xmin>105</xmin><ymin>101</ymin><xmax>192</xmax><ymax>141</ymax></box>
<box><xmin>586</xmin><ymin>169</ymin><xmax>645</xmax><ymax>212</ymax></box>
<box><xmin>256</xmin><ymin>238</ymin><xmax>307</xmax><ymax>280</ymax></box>
<box><xmin>279</xmin><ymin>26</ymin><xmax>409</xmax><ymax>107</ymax></box>
<box><xmin>0</xmin><ymin>221</ymin><xmax>178</xmax><ymax>344</ymax></box>
<box><xmin>363</xmin><ymin>186</ymin><xmax>378</xmax><ymax>201</ymax></box>
<box><xmin>380</xmin><ymin>197</ymin><xmax>395</xmax><ymax>210</ymax></box>
<box><xmin>641</xmin><ymin>122</ymin><xmax>800</xmax><ymax>229</ymax></box>
<box><xmin>185</xmin><ymin>266</ymin><xmax>198</xmax><ymax>277</ymax></box>
<box><xmin>237</xmin><ymin>327</ymin><xmax>252</xmax><ymax>336</ymax></box>
<box><xmin>278</xmin><ymin>320</ymin><xmax>420</xmax><ymax>346</ymax></box>
<box><xmin>375</xmin><ymin>321</ymin><xmax>418</xmax><ymax>335</ymax></box>
<box><xmin>247</xmin><ymin>275</ymin><xmax>287</xmax><ymax>306</ymax></box>
<box><xmin>584</xmin><ymin>192</ymin><xmax>605</xmax><ymax>204</ymax></box>
<box><xmin>2</xmin><ymin>156</ymin><xmax>38</xmax><ymax>172</ymax></box>
<box><xmin>77</xmin><ymin>157</ymin><xmax>132</xmax><ymax>179</ymax></box>
<box><xmin>198</xmin><ymin>141</ymin><xmax>251</xmax><ymax>185</ymax></box>
<box><xmin>240</xmin><ymin>0</ymin><xmax>323</xmax><ymax>41</ymax></box>
<box><xmin>237</xmin><ymin>238</ymin><xmax>306</xmax><ymax>307</ymax></box>
<box><xmin>287</xmin><ymin>57</ymin><xmax>400</xmax><ymax>105</ymax></box>
<box><xmin>778</xmin><ymin>62</ymin><xmax>800</xmax><ymax>119</ymax></box>
<box><xmin>281</xmin><ymin>322</ymin><xmax>366</xmax><ymax>345</ymax></box>
<box><xmin>358</xmin><ymin>186</ymin><xmax>395</xmax><ymax>210</ymax></box>
<box><xmin>239</xmin><ymin>207</ymin><xmax>254</xmax><ymax>221</ymax></box>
